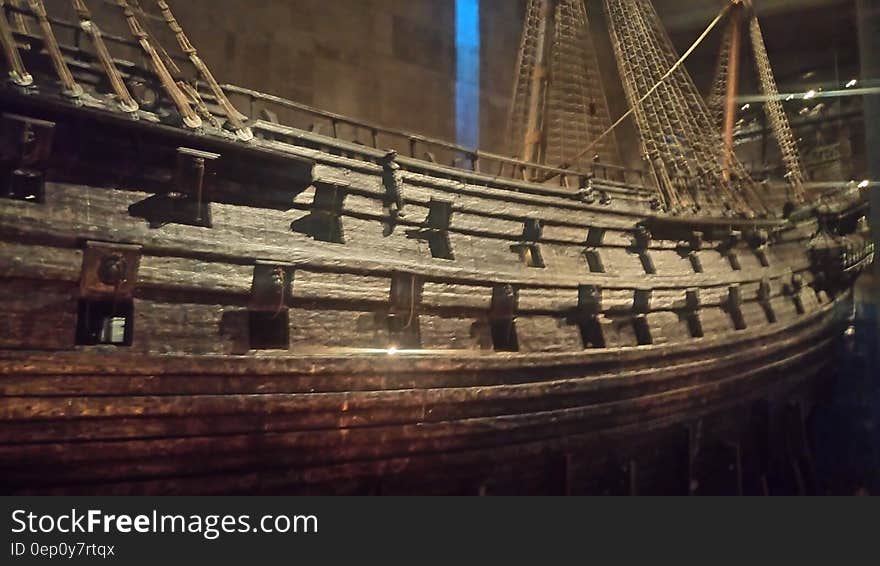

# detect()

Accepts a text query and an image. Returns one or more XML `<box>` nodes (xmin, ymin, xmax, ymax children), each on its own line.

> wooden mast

<box><xmin>521</xmin><ymin>0</ymin><xmax>557</xmax><ymax>166</ymax></box>
<box><xmin>722</xmin><ymin>1</ymin><xmax>744</xmax><ymax>181</ymax></box>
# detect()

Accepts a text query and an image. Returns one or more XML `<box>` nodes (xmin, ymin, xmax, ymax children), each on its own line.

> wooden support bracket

<box><xmin>757</xmin><ymin>277</ymin><xmax>777</xmax><ymax>323</ymax></box>
<box><xmin>79</xmin><ymin>241</ymin><xmax>142</xmax><ymax>299</ymax></box>
<box><xmin>76</xmin><ymin>241</ymin><xmax>142</xmax><ymax>346</ymax></box>
<box><xmin>249</xmin><ymin>261</ymin><xmax>295</xmax><ymax>312</ymax></box>
<box><xmin>127</xmin><ymin>146</ymin><xmax>219</xmax><ymax>228</ymax></box>
<box><xmin>727</xmin><ymin>284</ymin><xmax>747</xmax><ymax>330</ymax></box>
<box><xmin>291</xmin><ymin>181</ymin><xmax>348</xmax><ymax>243</ymax></box>
<box><xmin>248</xmin><ymin>261</ymin><xmax>294</xmax><ymax>350</ymax></box>
<box><xmin>1</xmin><ymin>113</ymin><xmax>55</xmax><ymax>203</ymax></box>
<box><xmin>489</xmin><ymin>284</ymin><xmax>519</xmax><ymax>352</ymax></box>
<box><xmin>573</xmin><ymin>285</ymin><xmax>605</xmax><ymax>348</ymax></box>
<box><xmin>387</xmin><ymin>272</ymin><xmax>423</xmax><ymax>349</ymax></box>
<box><xmin>684</xmin><ymin>288</ymin><xmax>704</xmax><ymax>338</ymax></box>
<box><xmin>406</xmin><ymin>198</ymin><xmax>454</xmax><ymax>260</ymax></box>
<box><xmin>511</xmin><ymin>218</ymin><xmax>545</xmax><ymax>268</ymax></box>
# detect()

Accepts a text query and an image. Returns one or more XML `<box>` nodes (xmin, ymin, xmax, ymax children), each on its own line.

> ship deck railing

<box><xmin>219</xmin><ymin>85</ymin><xmax>654</xmax><ymax>195</ymax></box>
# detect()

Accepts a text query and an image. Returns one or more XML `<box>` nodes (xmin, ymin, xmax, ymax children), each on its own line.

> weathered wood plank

<box><xmin>0</xmin><ymin>185</ymin><xmax>815</xmax><ymax>293</ymax></box>
<box><xmin>0</xmin><ymin>280</ymin><xmax>78</xmax><ymax>350</ymax></box>
<box><xmin>0</xmin><ymin>338</ymin><xmax>832</xmax><ymax>489</ymax></box>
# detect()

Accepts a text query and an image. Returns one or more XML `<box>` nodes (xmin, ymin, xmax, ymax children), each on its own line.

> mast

<box><xmin>722</xmin><ymin>1</ymin><xmax>743</xmax><ymax>181</ymax></box>
<box><xmin>603</xmin><ymin>0</ymin><xmax>762</xmax><ymax>214</ymax></box>
<box><xmin>709</xmin><ymin>0</ymin><xmax>807</xmax><ymax>204</ymax></box>
<box><xmin>521</xmin><ymin>0</ymin><xmax>556</xmax><ymax>165</ymax></box>
<box><xmin>507</xmin><ymin>0</ymin><xmax>619</xmax><ymax>171</ymax></box>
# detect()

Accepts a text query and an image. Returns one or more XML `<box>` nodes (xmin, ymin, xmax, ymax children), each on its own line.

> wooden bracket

<box><xmin>79</xmin><ymin>241</ymin><xmax>142</xmax><ymax>299</ymax></box>
<box><xmin>425</xmin><ymin>198</ymin><xmax>453</xmax><ymax>231</ymax></box>
<box><xmin>674</xmin><ymin>231</ymin><xmax>704</xmax><ymax>273</ymax></box>
<box><xmin>489</xmin><ymin>284</ymin><xmax>519</xmax><ymax>351</ymax></box>
<box><xmin>1</xmin><ymin>113</ymin><xmax>55</xmax><ymax>203</ymax></box>
<box><xmin>633</xmin><ymin>314</ymin><xmax>652</xmax><ymax>345</ymax></box>
<box><xmin>577</xmin><ymin>284</ymin><xmax>603</xmax><ymax>315</ymax></box>
<box><xmin>685</xmin><ymin>288</ymin><xmax>701</xmax><ymax>311</ymax></box>
<box><xmin>303</xmin><ymin>181</ymin><xmax>347</xmax><ymax>243</ymax></box>
<box><xmin>522</xmin><ymin>218</ymin><xmax>543</xmax><ymax>242</ymax></box>
<box><xmin>632</xmin><ymin>290</ymin><xmax>653</xmax><ymax>345</ymax></box>
<box><xmin>76</xmin><ymin>241</ymin><xmax>141</xmax><ymax>346</ymax></box>
<box><xmin>249</xmin><ymin>261</ymin><xmax>295</xmax><ymax>312</ymax></box>
<box><xmin>512</xmin><ymin>218</ymin><xmax>544</xmax><ymax>268</ymax></box>
<box><xmin>688</xmin><ymin>251</ymin><xmax>703</xmax><ymax>273</ymax></box>
<box><xmin>758</xmin><ymin>277</ymin><xmax>777</xmax><ymax>323</ymax></box>
<box><xmin>585</xmin><ymin>226</ymin><xmax>605</xmax><ymax>247</ymax></box>
<box><xmin>726</xmin><ymin>250</ymin><xmax>742</xmax><ymax>271</ymax></box>
<box><xmin>754</xmin><ymin>246</ymin><xmax>770</xmax><ymax>267</ymax></box>
<box><xmin>747</xmin><ymin>229</ymin><xmax>769</xmax><ymax>249</ymax></box>
<box><xmin>629</xmin><ymin>227</ymin><xmax>656</xmax><ymax>274</ymax></box>
<box><xmin>584</xmin><ymin>248</ymin><xmax>605</xmax><ymax>273</ymax></box>
<box><xmin>727</xmin><ymin>285</ymin><xmax>747</xmax><ymax>330</ymax></box>
<box><xmin>406</xmin><ymin>198</ymin><xmax>454</xmax><ymax>259</ymax></box>
<box><xmin>387</xmin><ymin>272</ymin><xmax>422</xmax><ymax>348</ymax></box>
<box><xmin>633</xmin><ymin>290</ymin><xmax>652</xmax><ymax>314</ymax></box>
<box><xmin>633</xmin><ymin>226</ymin><xmax>652</xmax><ymax>250</ymax></box>
<box><xmin>127</xmin><ymin>146</ymin><xmax>219</xmax><ymax>228</ymax></box>
<box><xmin>726</xmin><ymin>230</ymin><xmax>743</xmax><ymax>248</ymax></box>
<box><xmin>248</xmin><ymin>261</ymin><xmax>294</xmax><ymax>350</ymax></box>
<box><xmin>174</xmin><ymin>147</ymin><xmax>219</xmax><ymax>227</ymax></box>
<box><xmin>573</xmin><ymin>285</ymin><xmax>605</xmax><ymax>348</ymax></box>
<box><xmin>684</xmin><ymin>288</ymin><xmax>704</xmax><ymax>338</ymax></box>
<box><xmin>787</xmin><ymin>274</ymin><xmax>806</xmax><ymax>314</ymax></box>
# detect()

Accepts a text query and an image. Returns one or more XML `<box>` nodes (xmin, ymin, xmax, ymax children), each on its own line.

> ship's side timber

<box><xmin>0</xmin><ymin>168</ymin><xmax>850</xmax><ymax>495</ymax></box>
<box><xmin>0</xmin><ymin>293</ymin><xmax>850</xmax><ymax>495</ymax></box>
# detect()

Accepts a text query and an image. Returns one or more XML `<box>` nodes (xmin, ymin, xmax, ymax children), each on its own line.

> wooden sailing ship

<box><xmin>0</xmin><ymin>0</ymin><xmax>872</xmax><ymax>494</ymax></box>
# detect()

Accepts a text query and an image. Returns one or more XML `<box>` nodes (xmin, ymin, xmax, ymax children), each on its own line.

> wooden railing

<box><xmin>221</xmin><ymin>84</ymin><xmax>652</xmax><ymax>191</ymax></box>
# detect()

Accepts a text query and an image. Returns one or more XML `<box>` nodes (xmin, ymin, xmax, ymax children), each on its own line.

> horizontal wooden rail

<box><xmin>222</xmin><ymin>84</ymin><xmax>653</xmax><ymax>192</ymax></box>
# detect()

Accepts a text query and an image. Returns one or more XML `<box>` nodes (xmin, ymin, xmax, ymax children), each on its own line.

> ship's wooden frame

<box><xmin>0</xmin><ymin>1</ymin><xmax>873</xmax><ymax>494</ymax></box>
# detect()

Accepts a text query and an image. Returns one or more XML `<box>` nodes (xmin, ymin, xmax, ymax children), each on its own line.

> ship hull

<box><xmin>0</xmin><ymin>291</ymin><xmax>850</xmax><ymax>495</ymax></box>
<box><xmin>0</xmin><ymin>63</ymin><xmax>867</xmax><ymax>495</ymax></box>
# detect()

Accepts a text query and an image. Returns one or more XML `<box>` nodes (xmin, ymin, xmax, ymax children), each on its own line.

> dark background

<box><xmin>72</xmin><ymin>1</ymin><xmax>861</xmax><ymax>164</ymax></box>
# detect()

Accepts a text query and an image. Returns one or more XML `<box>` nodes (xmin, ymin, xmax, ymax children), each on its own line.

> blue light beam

<box><xmin>455</xmin><ymin>0</ymin><xmax>480</xmax><ymax>149</ymax></box>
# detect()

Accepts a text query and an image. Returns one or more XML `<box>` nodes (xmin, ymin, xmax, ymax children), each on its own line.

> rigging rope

<box><xmin>748</xmin><ymin>13</ymin><xmax>806</xmax><ymax>202</ymax></box>
<box><xmin>114</xmin><ymin>0</ymin><xmax>202</xmax><ymax>129</ymax></box>
<box><xmin>152</xmin><ymin>0</ymin><xmax>253</xmax><ymax>141</ymax></box>
<box><xmin>570</xmin><ymin>3</ymin><xmax>731</xmax><ymax>165</ymax></box>
<box><xmin>28</xmin><ymin>0</ymin><xmax>83</xmax><ymax>97</ymax></box>
<box><xmin>0</xmin><ymin>0</ymin><xmax>33</xmax><ymax>86</ymax></box>
<box><xmin>71</xmin><ymin>0</ymin><xmax>140</xmax><ymax>112</ymax></box>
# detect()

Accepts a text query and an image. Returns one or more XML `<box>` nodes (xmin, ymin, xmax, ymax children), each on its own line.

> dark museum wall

<box><xmin>78</xmin><ymin>0</ymin><xmax>861</xmax><ymax>168</ymax></box>
<box><xmin>84</xmin><ymin>0</ymin><xmax>528</xmax><ymax>154</ymax></box>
